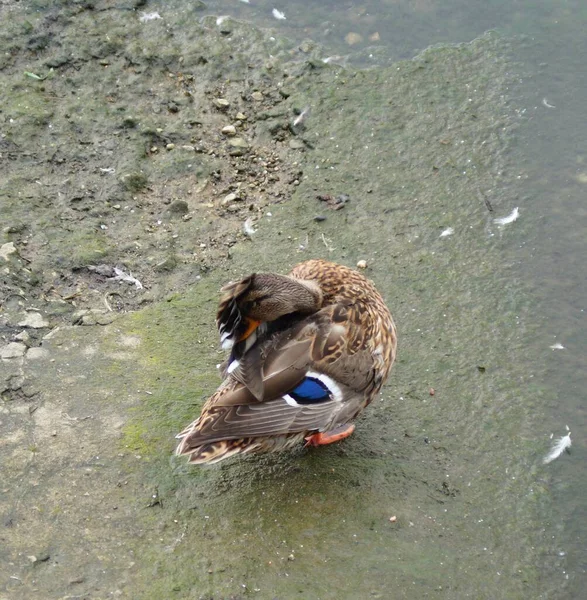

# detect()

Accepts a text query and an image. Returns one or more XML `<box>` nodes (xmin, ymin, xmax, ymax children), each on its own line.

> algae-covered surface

<box><xmin>0</xmin><ymin>2</ymin><xmax>565</xmax><ymax>599</ymax></box>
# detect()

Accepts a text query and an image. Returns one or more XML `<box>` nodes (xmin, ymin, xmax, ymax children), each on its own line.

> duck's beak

<box><xmin>239</xmin><ymin>318</ymin><xmax>261</xmax><ymax>342</ymax></box>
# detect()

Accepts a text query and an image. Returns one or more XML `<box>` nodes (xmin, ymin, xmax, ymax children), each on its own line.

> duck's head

<box><xmin>216</xmin><ymin>273</ymin><xmax>323</xmax><ymax>349</ymax></box>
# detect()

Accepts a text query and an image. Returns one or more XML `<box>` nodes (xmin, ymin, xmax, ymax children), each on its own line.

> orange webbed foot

<box><xmin>304</xmin><ymin>423</ymin><xmax>356</xmax><ymax>447</ymax></box>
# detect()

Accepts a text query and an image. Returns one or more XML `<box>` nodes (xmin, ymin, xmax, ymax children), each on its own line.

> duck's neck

<box><xmin>293</xmin><ymin>279</ymin><xmax>323</xmax><ymax>313</ymax></box>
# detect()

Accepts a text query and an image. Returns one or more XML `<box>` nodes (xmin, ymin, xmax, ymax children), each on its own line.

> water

<box><xmin>203</xmin><ymin>0</ymin><xmax>587</xmax><ymax>595</ymax></box>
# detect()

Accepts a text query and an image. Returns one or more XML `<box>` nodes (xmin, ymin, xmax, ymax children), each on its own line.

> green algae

<box><xmin>0</xmin><ymin>4</ymin><xmax>562</xmax><ymax>599</ymax></box>
<box><xmin>105</xmin><ymin>34</ymin><xmax>555</xmax><ymax>600</ymax></box>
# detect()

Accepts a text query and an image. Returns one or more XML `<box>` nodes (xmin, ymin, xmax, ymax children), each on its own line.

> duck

<box><xmin>175</xmin><ymin>259</ymin><xmax>397</xmax><ymax>464</ymax></box>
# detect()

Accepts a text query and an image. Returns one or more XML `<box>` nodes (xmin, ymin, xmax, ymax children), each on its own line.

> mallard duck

<box><xmin>175</xmin><ymin>259</ymin><xmax>397</xmax><ymax>464</ymax></box>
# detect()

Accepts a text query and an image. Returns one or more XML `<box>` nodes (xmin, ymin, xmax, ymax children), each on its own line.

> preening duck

<box><xmin>175</xmin><ymin>259</ymin><xmax>397</xmax><ymax>464</ymax></box>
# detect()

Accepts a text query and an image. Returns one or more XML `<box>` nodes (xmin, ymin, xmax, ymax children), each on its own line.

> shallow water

<box><xmin>1</xmin><ymin>1</ymin><xmax>585</xmax><ymax>599</ymax></box>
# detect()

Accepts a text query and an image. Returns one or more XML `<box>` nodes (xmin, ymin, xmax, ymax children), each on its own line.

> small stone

<box><xmin>299</xmin><ymin>40</ymin><xmax>314</xmax><ymax>54</ymax></box>
<box><xmin>218</xmin><ymin>19</ymin><xmax>232</xmax><ymax>34</ymax></box>
<box><xmin>221</xmin><ymin>125</ymin><xmax>236</xmax><ymax>136</ymax></box>
<box><xmin>369</xmin><ymin>32</ymin><xmax>380</xmax><ymax>42</ymax></box>
<box><xmin>345</xmin><ymin>32</ymin><xmax>363</xmax><ymax>46</ymax></box>
<box><xmin>18</xmin><ymin>312</ymin><xmax>49</xmax><ymax>329</ymax></box>
<box><xmin>181</xmin><ymin>145</ymin><xmax>195</xmax><ymax>151</ymax></box>
<box><xmin>15</xmin><ymin>330</ymin><xmax>31</xmax><ymax>344</ymax></box>
<box><xmin>288</xmin><ymin>139</ymin><xmax>305</xmax><ymax>150</ymax></box>
<box><xmin>0</xmin><ymin>242</ymin><xmax>17</xmax><ymax>261</ymax></box>
<box><xmin>356</xmin><ymin>260</ymin><xmax>368</xmax><ymax>269</ymax></box>
<box><xmin>222</xmin><ymin>192</ymin><xmax>241</xmax><ymax>205</ymax></box>
<box><xmin>314</xmin><ymin>215</ymin><xmax>327</xmax><ymax>222</ymax></box>
<box><xmin>3</xmin><ymin>223</ymin><xmax>26</xmax><ymax>234</ymax></box>
<box><xmin>251</xmin><ymin>91</ymin><xmax>264</xmax><ymax>101</ymax></box>
<box><xmin>113</xmin><ymin>204</ymin><xmax>121</xmax><ymax>210</ymax></box>
<box><xmin>168</xmin><ymin>200</ymin><xmax>189</xmax><ymax>215</ymax></box>
<box><xmin>213</xmin><ymin>98</ymin><xmax>230</xmax><ymax>110</ymax></box>
<box><xmin>166</xmin><ymin>143</ymin><xmax>175</xmax><ymax>150</ymax></box>
<box><xmin>26</xmin><ymin>347</ymin><xmax>50</xmax><ymax>360</ymax></box>
<box><xmin>235</xmin><ymin>112</ymin><xmax>247</xmax><ymax>120</ymax></box>
<box><xmin>228</xmin><ymin>137</ymin><xmax>248</xmax><ymax>149</ymax></box>
<box><xmin>1</xmin><ymin>342</ymin><xmax>27</xmax><ymax>359</ymax></box>
<box><xmin>228</xmin><ymin>137</ymin><xmax>249</xmax><ymax>156</ymax></box>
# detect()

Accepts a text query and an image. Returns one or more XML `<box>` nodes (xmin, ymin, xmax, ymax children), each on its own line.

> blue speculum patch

<box><xmin>289</xmin><ymin>377</ymin><xmax>332</xmax><ymax>404</ymax></box>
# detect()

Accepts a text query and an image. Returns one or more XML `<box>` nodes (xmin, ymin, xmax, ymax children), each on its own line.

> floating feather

<box><xmin>543</xmin><ymin>431</ymin><xmax>572</xmax><ymax>464</ymax></box>
<box><xmin>139</xmin><ymin>12</ymin><xmax>162</xmax><ymax>22</ymax></box>
<box><xmin>493</xmin><ymin>207</ymin><xmax>520</xmax><ymax>226</ymax></box>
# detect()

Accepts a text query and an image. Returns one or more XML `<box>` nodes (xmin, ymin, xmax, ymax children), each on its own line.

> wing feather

<box><xmin>180</xmin><ymin>301</ymin><xmax>379</xmax><ymax>449</ymax></box>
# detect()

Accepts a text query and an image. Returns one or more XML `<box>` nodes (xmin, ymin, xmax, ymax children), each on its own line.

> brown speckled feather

<box><xmin>176</xmin><ymin>259</ymin><xmax>397</xmax><ymax>464</ymax></box>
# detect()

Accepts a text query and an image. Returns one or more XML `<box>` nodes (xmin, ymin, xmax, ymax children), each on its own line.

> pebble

<box><xmin>15</xmin><ymin>330</ymin><xmax>31</xmax><ymax>344</ymax></box>
<box><xmin>229</xmin><ymin>138</ymin><xmax>248</xmax><ymax>148</ymax></box>
<box><xmin>0</xmin><ymin>242</ymin><xmax>17</xmax><ymax>261</ymax></box>
<box><xmin>251</xmin><ymin>91</ymin><xmax>264</xmax><ymax>101</ymax></box>
<box><xmin>356</xmin><ymin>260</ymin><xmax>368</xmax><ymax>269</ymax></box>
<box><xmin>213</xmin><ymin>98</ymin><xmax>230</xmax><ymax>110</ymax></box>
<box><xmin>228</xmin><ymin>137</ymin><xmax>249</xmax><ymax>156</ymax></box>
<box><xmin>18</xmin><ymin>312</ymin><xmax>49</xmax><ymax>328</ymax></box>
<box><xmin>26</xmin><ymin>347</ymin><xmax>50</xmax><ymax>360</ymax></box>
<box><xmin>221</xmin><ymin>125</ymin><xmax>237</xmax><ymax>136</ymax></box>
<box><xmin>288</xmin><ymin>139</ymin><xmax>305</xmax><ymax>150</ymax></box>
<box><xmin>166</xmin><ymin>143</ymin><xmax>175</xmax><ymax>150</ymax></box>
<box><xmin>113</xmin><ymin>204</ymin><xmax>121</xmax><ymax>210</ymax></box>
<box><xmin>235</xmin><ymin>112</ymin><xmax>247</xmax><ymax>120</ymax></box>
<box><xmin>345</xmin><ymin>32</ymin><xmax>363</xmax><ymax>46</ymax></box>
<box><xmin>168</xmin><ymin>200</ymin><xmax>189</xmax><ymax>214</ymax></box>
<box><xmin>1</xmin><ymin>342</ymin><xmax>27</xmax><ymax>359</ymax></box>
<box><xmin>222</xmin><ymin>192</ymin><xmax>241</xmax><ymax>205</ymax></box>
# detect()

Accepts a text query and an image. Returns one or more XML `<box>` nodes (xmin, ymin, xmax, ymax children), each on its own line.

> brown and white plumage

<box><xmin>175</xmin><ymin>259</ymin><xmax>397</xmax><ymax>464</ymax></box>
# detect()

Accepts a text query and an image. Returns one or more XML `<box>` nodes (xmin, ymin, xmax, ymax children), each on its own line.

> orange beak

<box><xmin>239</xmin><ymin>318</ymin><xmax>261</xmax><ymax>342</ymax></box>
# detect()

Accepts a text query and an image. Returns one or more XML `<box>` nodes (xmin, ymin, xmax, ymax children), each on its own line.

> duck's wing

<box><xmin>176</xmin><ymin>303</ymin><xmax>373</xmax><ymax>449</ymax></box>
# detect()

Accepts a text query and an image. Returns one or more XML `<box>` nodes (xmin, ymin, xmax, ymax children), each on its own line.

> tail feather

<box><xmin>175</xmin><ymin>433</ymin><xmax>306</xmax><ymax>464</ymax></box>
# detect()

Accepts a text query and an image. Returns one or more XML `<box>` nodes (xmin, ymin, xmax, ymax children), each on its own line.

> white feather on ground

<box><xmin>440</xmin><ymin>227</ymin><xmax>454</xmax><ymax>238</ymax></box>
<box><xmin>493</xmin><ymin>207</ymin><xmax>520</xmax><ymax>226</ymax></box>
<box><xmin>543</xmin><ymin>432</ymin><xmax>572</xmax><ymax>464</ymax></box>
<box><xmin>549</xmin><ymin>342</ymin><xmax>565</xmax><ymax>350</ymax></box>
<box><xmin>112</xmin><ymin>267</ymin><xmax>144</xmax><ymax>290</ymax></box>
<box><xmin>272</xmin><ymin>8</ymin><xmax>286</xmax><ymax>20</ymax></box>
<box><xmin>139</xmin><ymin>12</ymin><xmax>162</xmax><ymax>22</ymax></box>
<box><xmin>243</xmin><ymin>218</ymin><xmax>256</xmax><ymax>237</ymax></box>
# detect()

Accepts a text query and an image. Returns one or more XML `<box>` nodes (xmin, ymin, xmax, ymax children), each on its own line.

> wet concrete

<box><xmin>1</xmin><ymin>3</ymin><xmax>563</xmax><ymax>599</ymax></box>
